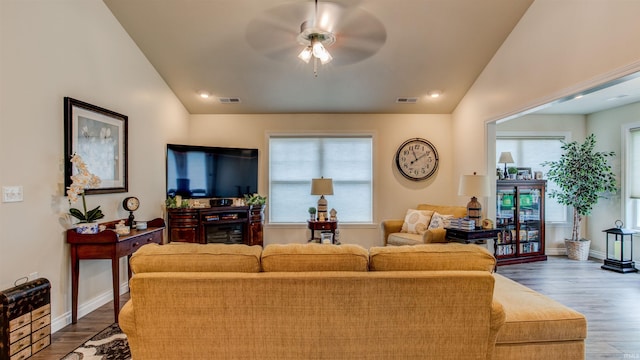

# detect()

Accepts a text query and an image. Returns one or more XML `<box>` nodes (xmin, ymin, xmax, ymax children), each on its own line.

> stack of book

<box><xmin>447</xmin><ymin>218</ymin><xmax>476</xmax><ymax>230</ymax></box>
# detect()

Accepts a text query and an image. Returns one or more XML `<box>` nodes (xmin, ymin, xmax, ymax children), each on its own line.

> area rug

<box><xmin>61</xmin><ymin>323</ymin><xmax>131</xmax><ymax>360</ymax></box>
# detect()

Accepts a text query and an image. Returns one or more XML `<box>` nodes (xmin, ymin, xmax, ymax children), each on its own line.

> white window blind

<box><xmin>496</xmin><ymin>135</ymin><xmax>567</xmax><ymax>223</ymax></box>
<box><xmin>269</xmin><ymin>136</ymin><xmax>373</xmax><ymax>223</ymax></box>
<box><xmin>629</xmin><ymin>128</ymin><xmax>640</xmax><ymax>198</ymax></box>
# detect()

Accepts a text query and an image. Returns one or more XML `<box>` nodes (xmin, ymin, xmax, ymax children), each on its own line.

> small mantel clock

<box><xmin>122</xmin><ymin>196</ymin><xmax>140</xmax><ymax>226</ymax></box>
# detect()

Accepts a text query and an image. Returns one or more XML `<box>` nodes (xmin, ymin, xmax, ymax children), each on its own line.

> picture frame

<box><xmin>517</xmin><ymin>167</ymin><xmax>532</xmax><ymax>179</ymax></box>
<box><xmin>64</xmin><ymin>97</ymin><xmax>128</xmax><ymax>194</ymax></box>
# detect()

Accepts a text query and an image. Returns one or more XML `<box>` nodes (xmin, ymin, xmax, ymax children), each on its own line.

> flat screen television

<box><xmin>166</xmin><ymin>144</ymin><xmax>258</xmax><ymax>199</ymax></box>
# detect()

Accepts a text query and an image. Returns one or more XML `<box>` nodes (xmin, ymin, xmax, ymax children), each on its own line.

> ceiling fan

<box><xmin>246</xmin><ymin>0</ymin><xmax>387</xmax><ymax>76</ymax></box>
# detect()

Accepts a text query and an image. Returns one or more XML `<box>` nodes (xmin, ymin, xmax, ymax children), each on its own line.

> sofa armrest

<box><xmin>119</xmin><ymin>300</ymin><xmax>135</xmax><ymax>334</ymax></box>
<box><xmin>381</xmin><ymin>219</ymin><xmax>404</xmax><ymax>245</ymax></box>
<box><xmin>487</xmin><ymin>300</ymin><xmax>506</xmax><ymax>360</ymax></box>
<box><xmin>423</xmin><ymin>228</ymin><xmax>448</xmax><ymax>243</ymax></box>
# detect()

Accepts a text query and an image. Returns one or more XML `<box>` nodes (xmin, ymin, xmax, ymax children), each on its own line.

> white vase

<box><xmin>75</xmin><ymin>222</ymin><xmax>99</xmax><ymax>234</ymax></box>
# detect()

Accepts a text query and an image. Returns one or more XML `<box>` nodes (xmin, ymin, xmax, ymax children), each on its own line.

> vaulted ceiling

<box><xmin>104</xmin><ymin>0</ymin><xmax>534</xmax><ymax>114</ymax></box>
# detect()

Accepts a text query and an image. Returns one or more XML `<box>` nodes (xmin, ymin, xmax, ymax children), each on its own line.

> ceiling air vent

<box><xmin>219</xmin><ymin>97</ymin><xmax>241</xmax><ymax>104</ymax></box>
<box><xmin>396</xmin><ymin>97</ymin><xmax>418</xmax><ymax>104</ymax></box>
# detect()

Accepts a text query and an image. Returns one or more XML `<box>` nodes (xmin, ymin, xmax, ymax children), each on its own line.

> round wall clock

<box><xmin>395</xmin><ymin>138</ymin><xmax>439</xmax><ymax>181</ymax></box>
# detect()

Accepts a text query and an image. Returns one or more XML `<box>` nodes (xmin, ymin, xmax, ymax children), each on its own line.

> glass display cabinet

<box><xmin>496</xmin><ymin>180</ymin><xmax>547</xmax><ymax>265</ymax></box>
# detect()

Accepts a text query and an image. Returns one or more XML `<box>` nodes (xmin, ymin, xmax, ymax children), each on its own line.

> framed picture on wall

<box><xmin>64</xmin><ymin>97</ymin><xmax>128</xmax><ymax>194</ymax></box>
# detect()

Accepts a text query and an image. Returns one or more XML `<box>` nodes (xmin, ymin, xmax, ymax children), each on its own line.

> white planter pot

<box><xmin>75</xmin><ymin>222</ymin><xmax>99</xmax><ymax>234</ymax></box>
<box><xmin>565</xmin><ymin>239</ymin><xmax>591</xmax><ymax>261</ymax></box>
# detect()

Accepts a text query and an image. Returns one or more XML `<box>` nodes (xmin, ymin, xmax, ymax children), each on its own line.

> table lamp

<box><xmin>498</xmin><ymin>152</ymin><xmax>514</xmax><ymax>179</ymax></box>
<box><xmin>311</xmin><ymin>177</ymin><xmax>333</xmax><ymax>221</ymax></box>
<box><xmin>458</xmin><ymin>172</ymin><xmax>491</xmax><ymax>228</ymax></box>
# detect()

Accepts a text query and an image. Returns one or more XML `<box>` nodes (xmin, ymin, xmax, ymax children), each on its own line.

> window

<box><xmin>627</xmin><ymin>127</ymin><xmax>640</xmax><ymax>229</ymax></box>
<box><xmin>496</xmin><ymin>133</ymin><xmax>568</xmax><ymax>223</ymax></box>
<box><xmin>269</xmin><ymin>136</ymin><xmax>373</xmax><ymax>223</ymax></box>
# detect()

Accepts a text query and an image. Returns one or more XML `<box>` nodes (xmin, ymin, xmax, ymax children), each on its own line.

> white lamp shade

<box><xmin>311</xmin><ymin>178</ymin><xmax>334</xmax><ymax>195</ymax></box>
<box><xmin>458</xmin><ymin>174</ymin><xmax>490</xmax><ymax>197</ymax></box>
<box><xmin>498</xmin><ymin>152</ymin><xmax>514</xmax><ymax>164</ymax></box>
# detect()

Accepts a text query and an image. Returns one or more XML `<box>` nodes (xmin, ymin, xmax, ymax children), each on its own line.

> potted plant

<box><xmin>308</xmin><ymin>207</ymin><xmax>317</xmax><ymax>220</ymax></box>
<box><xmin>507</xmin><ymin>167</ymin><xmax>518</xmax><ymax>179</ymax></box>
<box><xmin>67</xmin><ymin>154</ymin><xmax>104</xmax><ymax>233</ymax></box>
<box><xmin>542</xmin><ymin>134</ymin><xmax>617</xmax><ymax>260</ymax></box>
<box><xmin>244</xmin><ymin>193</ymin><xmax>267</xmax><ymax>206</ymax></box>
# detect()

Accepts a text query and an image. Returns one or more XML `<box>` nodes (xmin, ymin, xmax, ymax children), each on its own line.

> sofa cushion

<box><xmin>386</xmin><ymin>232</ymin><xmax>424</xmax><ymax>246</ymax></box>
<box><xmin>428</xmin><ymin>212</ymin><xmax>455</xmax><ymax>229</ymax></box>
<box><xmin>417</xmin><ymin>204</ymin><xmax>467</xmax><ymax>218</ymax></box>
<box><xmin>493</xmin><ymin>274</ymin><xmax>587</xmax><ymax>345</ymax></box>
<box><xmin>369</xmin><ymin>243</ymin><xmax>496</xmax><ymax>272</ymax></box>
<box><xmin>400</xmin><ymin>209</ymin><xmax>434</xmax><ymax>234</ymax></box>
<box><xmin>261</xmin><ymin>243</ymin><xmax>369</xmax><ymax>272</ymax></box>
<box><xmin>130</xmin><ymin>243</ymin><xmax>262</xmax><ymax>273</ymax></box>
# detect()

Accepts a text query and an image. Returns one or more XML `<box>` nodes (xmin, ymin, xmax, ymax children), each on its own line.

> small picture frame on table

<box><xmin>517</xmin><ymin>167</ymin><xmax>532</xmax><ymax>180</ymax></box>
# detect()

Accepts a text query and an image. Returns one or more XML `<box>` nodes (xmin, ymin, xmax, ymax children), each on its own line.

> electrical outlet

<box><xmin>2</xmin><ymin>186</ymin><xmax>23</xmax><ymax>202</ymax></box>
<box><xmin>29</xmin><ymin>272</ymin><xmax>39</xmax><ymax>281</ymax></box>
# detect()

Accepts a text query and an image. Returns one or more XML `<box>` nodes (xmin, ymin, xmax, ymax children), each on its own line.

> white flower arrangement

<box><xmin>67</xmin><ymin>154</ymin><xmax>104</xmax><ymax>223</ymax></box>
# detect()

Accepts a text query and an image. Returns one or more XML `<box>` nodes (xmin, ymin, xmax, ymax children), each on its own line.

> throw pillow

<box><xmin>428</xmin><ymin>212</ymin><xmax>454</xmax><ymax>229</ymax></box>
<box><xmin>401</xmin><ymin>209</ymin><xmax>434</xmax><ymax>234</ymax></box>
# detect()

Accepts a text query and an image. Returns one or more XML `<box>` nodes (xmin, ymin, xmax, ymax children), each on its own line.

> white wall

<box><xmin>587</xmin><ymin>102</ymin><xmax>640</xmax><ymax>260</ymax></box>
<box><xmin>454</xmin><ymin>0</ymin><xmax>640</xmax><ymax>257</ymax></box>
<box><xmin>189</xmin><ymin>113</ymin><xmax>459</xmax><ymax>248</ymax></box>
<box><xmin>0</xmin><ymin>0</ymin><xmax>189</xmax><ymax>330</ymax></box>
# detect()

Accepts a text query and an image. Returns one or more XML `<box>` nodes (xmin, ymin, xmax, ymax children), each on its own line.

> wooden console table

<box><xmin>66</xmin><ymin>218</ymin><xmax>165</xmax><ymax>324</ymax></box>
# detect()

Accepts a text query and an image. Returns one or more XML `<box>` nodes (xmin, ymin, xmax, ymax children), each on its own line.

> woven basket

<box><xmin>565</xmin><ymin>239</ymin><xmax>591</xmax><ymax>261</ymax></box>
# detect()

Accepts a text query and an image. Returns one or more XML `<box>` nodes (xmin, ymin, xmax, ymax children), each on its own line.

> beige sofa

<box><xmin>120</xmin><ymin>243</ymin><xmax>586</xmax><ymax>360</ymax></box>
<box><xmin>381</xmin><ymin>203</ymin><xmax>468</xmax><ymax>245</ymax></box>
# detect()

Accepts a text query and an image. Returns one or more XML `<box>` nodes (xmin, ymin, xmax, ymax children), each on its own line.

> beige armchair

<box><xmin>382</xmin><ymin>203</ymin><xmax>467</xmax><ymax>245</ymax></box>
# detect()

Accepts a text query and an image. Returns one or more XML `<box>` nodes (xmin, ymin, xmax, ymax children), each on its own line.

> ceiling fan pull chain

<box><xmin>314</xmin><ymin>57</ymin><xmax>318</xmax><ymax>77</ymax></box>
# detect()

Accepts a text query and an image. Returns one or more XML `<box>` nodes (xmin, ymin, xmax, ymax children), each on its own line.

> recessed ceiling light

<box><xmin>427</xmin><ymin>90</ymin><xmax>442</xmax><ymax>98</ymax></box>
<box><xmin>198</xmin><ymin>91</ymin><xmax>210</xmax><ymax>99</ymax></box>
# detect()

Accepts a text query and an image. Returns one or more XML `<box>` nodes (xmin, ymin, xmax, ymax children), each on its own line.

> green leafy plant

<box><xmin>542</xmin><ymin>134</ymin><xmax>617</xmax><ymax>242</ymax></box>
<box><xmin>244</xmin><ymin>193</ymin><xmax>267</xmax><ymax>206</ymax></box>
<box><xmin>67</xmin><ymin>154</ymin><xmax>104</xmax><ymax>223</ymax></box>
<box><xmin>507</xmin><ymin>167</ymin><xmax>518</xmax><ymax>175</ymax></box>
<box><xmin>308</xmin><ymin>207</ymin><xmax>317</xmax><ymax>214</ymax></box>
<box><xmin>165</xmin><ymin>196</ymin><xmax>189</xmax><ymax>209</ymax></box>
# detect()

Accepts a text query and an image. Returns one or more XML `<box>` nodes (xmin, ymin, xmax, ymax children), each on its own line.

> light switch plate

<box><xmin>2</xmin><ymin>186</ymin><xmax>23</xmax><ymax>202</ymax></box>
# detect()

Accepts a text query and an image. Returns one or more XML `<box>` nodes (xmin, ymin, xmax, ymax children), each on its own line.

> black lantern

<box><xmin>602</xmin><ymin>220</ymin><xmax>638</xmax><ymax>273</ymax></box>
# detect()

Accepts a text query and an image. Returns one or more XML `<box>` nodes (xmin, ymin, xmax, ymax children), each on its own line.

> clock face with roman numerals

<box><xmin>395</xmin><ymin>138</ymin><xmax>439</xmax><ymax>181</ymax></box>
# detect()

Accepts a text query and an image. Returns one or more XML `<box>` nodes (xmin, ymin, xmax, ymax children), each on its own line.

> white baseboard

<box><xmin>51</xmin><ymin>281</ymin><xmax>130</xmax><ymax>333</ymax></box>
<box><xmin>546</xmin><ymin>247</ymin><xmax>606</xmax><ymax>260</ymax></box>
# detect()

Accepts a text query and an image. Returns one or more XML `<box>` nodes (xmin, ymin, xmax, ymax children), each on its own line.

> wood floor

<box><xmin>30</xmin><ymin>256</ymin><xmax>639</xmax><ymax>360</ymax></box>
<box><xmin>498</xmin><ymin>256</ymin><xmax>640</xmax><ymax>360</ymax></box>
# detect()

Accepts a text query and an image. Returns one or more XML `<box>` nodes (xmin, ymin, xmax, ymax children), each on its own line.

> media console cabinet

<box><xmin>167</xmin><ymin>206</ymin><xmax>264</xmax><ymax>246</ymax></box>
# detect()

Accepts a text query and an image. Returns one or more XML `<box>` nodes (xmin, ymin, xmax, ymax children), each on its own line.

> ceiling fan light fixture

<box><xmin>297</xmin><ymin>19</ymin><xmax>335</xmax><ymax>74</ymax></box>
<box><xmin>298</xmin><ymin>46</ymin><xmax>312</xmax><ymax>63</ymax></box>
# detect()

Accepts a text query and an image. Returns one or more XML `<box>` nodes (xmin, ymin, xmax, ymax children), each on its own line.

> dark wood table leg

<box><xmin>71</xmin><ymin>245</ymin><xmax>79</xmax><ymax>324</ymax></box>
<box><xmin>127</xmin><ymin>254</ymin><xmax>133</xmax><ymax>279</ymax></box>
<box><xmin>112</xmin><ymin>257</ymin><xmax>120</xmax><ymax>323</ymax></box>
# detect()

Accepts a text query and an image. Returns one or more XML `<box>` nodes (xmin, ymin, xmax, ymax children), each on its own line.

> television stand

<box><xmin>167</xmin><ymin>206</ymin><xmax>263</xmax><ymax>246</ymax></box>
